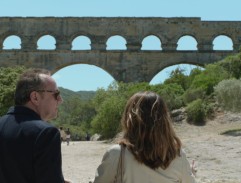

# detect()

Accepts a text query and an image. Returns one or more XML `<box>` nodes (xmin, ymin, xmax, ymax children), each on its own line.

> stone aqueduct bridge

<box><xmin>0</xmin><ymin>17</ymin><xmax>241</xmax><ymax>82</ymax></box>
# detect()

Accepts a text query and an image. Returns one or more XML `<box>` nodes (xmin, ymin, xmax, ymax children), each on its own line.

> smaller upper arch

<box><xmin>71</xmin><ymin>35</ymin><xmax>91</xmax><ymax>50</ymax></box>
<box><xmin>3</xmin><ymin>35</ymin><xmax>22</xmax><ymax>50</ymax></box>
<box><xmin>177</xmin><ymin>35</ymin><xmax>198</xmax><ymax>51</ymax></box>
<box><xmin>35</xmin><ymin>30</ymin><xmax>57</xmax><ymax>41</ymax></box>
<box><xmin>69</xmin><ymin>32</ymin><xmax>93</xmax><ymax>43</ymax></box>
<box><xmin>106</xmin><ymin>35</ymin><xmax>127</xmax><ymax>50</ymax></box>
<box><xmin>141</xmin><ymin>35</ymin><xmax>162</xmax><ymax>50</ymax></box>
<box><xmin>211</xmin><ymin>32</ymin><xmax>234</xmax><ymax>41</ymax></box>
<box><xmin>1</xmin><ymin>31</ymin><xmax>21</xmax><ymax>41</ymax></box>
<box><xmin>37</xmin><ymin>35</ymin><xmax>56</xmax><ymax>50</ymax></box>
<box><xmin>212</xmin><ymin>35</ymin><xmax>233</xmax><ymax>50</ymax></box>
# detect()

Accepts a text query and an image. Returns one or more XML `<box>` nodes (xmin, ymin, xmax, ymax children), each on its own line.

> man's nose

<box><xmin>58</xmin><ymin>95</ymin><xmax>63</xmax><ymax>104</ymax></box>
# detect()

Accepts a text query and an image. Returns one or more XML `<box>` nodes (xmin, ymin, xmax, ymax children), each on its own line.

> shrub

<box><xmin>204</xmin><ymin>101</ymin><xmax>215</xmax><ymax>120</ymax></box>
<box><xmin>214</xmin><ymin>79</ymin><xmax>241</xmax><ymax>112</ymax></box>
<box><xmin>183</xmin><ymin>87</ymin><xmax>206</xmax><ymax>104</ymax></box>
<box><xmin>91</xmin><ymin>96</ymin><xmax>126</xmax><ymax>139</ymax></box>
<box><xmin>186</xmin><ymin>99</ymin><xmax>206</xmax><ymax>125</ymax></box>
<box><xmin>218</xmin><ymin>53</ymin><xmax>241</xmax><ymax>79</ymax></box>
<box><xmin>190</xmin><ymin>64</ymin><xmax>229</xmax><ymax>95</ymax></box>
<box><xmin>156</xmin><ymin>83</ymin><xmax>185</xmax><ymax>110</ymax></box>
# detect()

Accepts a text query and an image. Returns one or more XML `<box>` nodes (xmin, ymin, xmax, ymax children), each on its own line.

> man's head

<box><xmin>14</xmin><ymin>68</ymin><xmax>63</xmax><ymax>121</ymax></box>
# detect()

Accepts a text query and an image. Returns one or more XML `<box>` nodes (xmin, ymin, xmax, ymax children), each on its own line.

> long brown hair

<box><xmin>119</xmin><ymin>91</ymin><xmax>181</xmax><ymax>169</ymax></box>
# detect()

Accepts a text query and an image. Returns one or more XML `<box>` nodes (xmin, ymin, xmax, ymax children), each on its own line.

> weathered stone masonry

<box><xmin>0</xmin><ymin>17</ymin><xmax>241</xmax><ymax>82</ymax></box>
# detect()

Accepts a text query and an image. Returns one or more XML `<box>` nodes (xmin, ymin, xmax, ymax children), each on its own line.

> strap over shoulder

<box><xmin>113</xmin><ymin>145</ymin><xmax>125</xmax><ymax>183</ymax></box>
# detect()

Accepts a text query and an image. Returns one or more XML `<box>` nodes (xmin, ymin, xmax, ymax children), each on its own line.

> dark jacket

<box><xmin>0</xmin><ymin>106</ymin><xmax>65</xmax><ymax>183</ymax></box>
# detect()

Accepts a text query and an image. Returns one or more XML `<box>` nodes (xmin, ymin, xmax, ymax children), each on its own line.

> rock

<box><xmin>90</xmin><ymin>133</ymin><xmax>101</xmax><ymax>141</ymax></box>
<box><xmin>171</xmin><ymin>108</ymin><xmax>186</xmax><ymax>123</ymax></box>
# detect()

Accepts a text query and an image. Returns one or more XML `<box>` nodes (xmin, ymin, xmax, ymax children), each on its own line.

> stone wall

<box><xmin>0</xmin><ymin>17</ymin><xmax>240</xmax><ymax>82</ymax></box>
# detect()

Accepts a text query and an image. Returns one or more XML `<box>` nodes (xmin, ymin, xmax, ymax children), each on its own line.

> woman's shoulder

<box><xmin>107</xmin><ymin>144</ymin><xmax>121</xmax><ymax>153</ymax></box>
<box><xmin>100</xmin><ymin>144</ymin><xmax>121</xmax><ymax>162</ymax></box>
<box><xmin>180</xmin><ymin>148</ymin><xmax>188</xmax><ymax>157</ymax></box>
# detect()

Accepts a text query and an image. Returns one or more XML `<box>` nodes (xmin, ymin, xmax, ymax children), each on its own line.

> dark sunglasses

<box><xmin>36</xmin><ymin>90</ymin><xmax>61</xmax><ymax>100</ymax></box>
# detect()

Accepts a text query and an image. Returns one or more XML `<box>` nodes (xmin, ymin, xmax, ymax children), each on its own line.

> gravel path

<box><xmin>62</xmin><ymin>112</ymin><xmax>241</xmax><ymax>183</ymax></box>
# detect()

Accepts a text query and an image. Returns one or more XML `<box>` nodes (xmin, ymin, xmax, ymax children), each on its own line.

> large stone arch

<box><xmin>53</xmin><ymin>63</ymin><xmax>115</xmax><ymax>79</ymax></box>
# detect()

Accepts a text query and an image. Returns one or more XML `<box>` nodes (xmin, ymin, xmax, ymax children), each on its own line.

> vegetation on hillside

<box><xmin>0</xmin><ymin>66</ymin><xmax>25</xmax><ymax>116</ymax></box>
<box><xmin>1</xmin><ymin>52</ymin><xmax>241</xmax><ymax>139</ymax></box>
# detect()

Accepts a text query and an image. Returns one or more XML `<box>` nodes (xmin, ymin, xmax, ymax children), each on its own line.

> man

<box><xmin>59</xmin><ymin>126</ymin><xmax>66</xmax><ymax>143</ymax></box>
<box><xmin>0</xmin><ymin>68</ymin><xmax>70</xmax><ymax>183</ymax></box>
<box><xmin>66</xmin><ymin>128</ymin><xmax>71</xmax><ymax>146</ymax></box>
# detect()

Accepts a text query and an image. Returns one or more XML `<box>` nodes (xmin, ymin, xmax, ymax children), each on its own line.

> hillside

<box><xmin>59</xmin><ymin>87</ymin><xmax>96</xmax><ymax>101</ymax></box>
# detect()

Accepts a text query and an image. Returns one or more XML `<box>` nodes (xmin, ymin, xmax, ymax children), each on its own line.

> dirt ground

<box><xmin>61</xmin><ymin>111</ymin><xmax>241</xmax><ymax>183</ymax></box>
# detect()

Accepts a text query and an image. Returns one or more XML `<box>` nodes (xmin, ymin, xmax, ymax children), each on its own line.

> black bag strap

<box><xmin>114</xmin><ymin>145</ymin><xmax>125</xmax><ymax>183</ymax></box>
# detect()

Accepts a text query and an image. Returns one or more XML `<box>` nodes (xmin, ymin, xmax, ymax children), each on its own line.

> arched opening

<box><xmin>213</xmin><ymin>35</ymin><xmax>233</xmax><ymax>50</ymax></box>
<box><xmin>37</xmin><ymin>35</ymin><xmax>56</xmax><ymax>50</ymax></box>
<box><xmin>141</xmin><ymin>35</ymin><xmax>162</xmax><ymax>50</ymax></box>
<box><xmin>150</xmin><ymin>64</ymin><xmax>202</xmax><ymax>85</ymax></box>
<box><xmin>52</xmin><ymin>64</ymin><xmax>115</xmax><ymax>91</ymax></box>
<box><xmin>71</xmin><ymin>36</ymin><xmax>91</xmax><ymax>50</ymax></box>
<box><xmin>106</xmin><ymin>35</ymin><xmax>127</xmax><ymax>50</ymax></box>
<box><xmin>3</xmin><ymin>35</ymin><xmax>21</xmax><ymax>49</ymax></box>
<box><xmin>177</xmin><ymin>35</ymin><xmax>198</xmax><ymax>50</ymax></box>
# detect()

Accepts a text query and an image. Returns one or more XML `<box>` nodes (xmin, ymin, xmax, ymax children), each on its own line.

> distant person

<box><xmin>0</xmin><ymin>68</ymin><xmax>71</xmax><ymax>183</ymax></box>
<box><xmin>66</xmin><ymin>128</ymin><xmax>71</xmax><ymax>145</ymax></box>
<box><xmin>85</xmin><ymin>132</ymin><xmax>90</xmax><ymax>141</ymax></box>
<box><xmin>60</xmin><ymin>126</ymin><xmax>66</xmax><ymax>143</ymax></box>
<box><xmin>93</xmin><ymin>91</ymin><xmax>196</xmax><ymax>183</ymax></box>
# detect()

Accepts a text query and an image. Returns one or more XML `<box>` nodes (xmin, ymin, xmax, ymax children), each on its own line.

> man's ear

<box><xmin>30</xmin><ymin>91</ymin><xmax>39</xmax><ymax>105</ymax></box>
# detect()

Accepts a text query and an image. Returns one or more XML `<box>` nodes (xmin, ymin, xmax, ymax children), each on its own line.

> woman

<box><xmin>93</xmin><ymin>91</ymin><xmax>196</xmax><ymax>183</ymax></box>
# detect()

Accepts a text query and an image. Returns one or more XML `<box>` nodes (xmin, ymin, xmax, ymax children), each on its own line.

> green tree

<box><xmin>0</xmin><ymin>67</ymin><xmax>25</xmax><ymax>116</ymax></box>
<box><xmin>53</xmin><ymin>95</ymin><xmax>96</xmax><ymax>140</ymax></box>
<box><xmin>164</xmin><ymin>67</ymin><xmax>189</xmax><ymax>90</ymax></box>
<box><xmin>189</xmin><ymin>64</ymin><xmax>229</xmax><ymax>95</ymax></box>
<box><xmin>54</xmin><ymin>96</ymin><xmax>96</xmax><ymax>127</ymax></box>
<box><xmin>91</xmin><ymin>95</ymin><xmax>126</xmax><ymax>139</ymax></box>
<box><xmin>91</xmin><ymin>82</ymin><xmax>153</xmax><ymax>138</ymax></box>
<box><xmin>217</xmin><ymin>52</ymin><xmax>241</xmax><ymax>79</ymax></box>
<box><xmin>155</xmin><ymin>83</ymin><xmax>185</xmax><ymax>110</ymax></box>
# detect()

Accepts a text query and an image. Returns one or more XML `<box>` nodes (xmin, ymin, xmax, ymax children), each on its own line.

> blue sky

<box><xmin>1</xmin><ymin>0</ymin><xmax>240</xmax><ymax>91</ymax></box>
